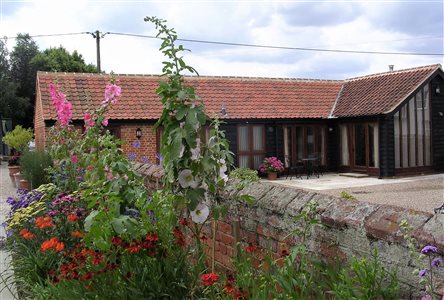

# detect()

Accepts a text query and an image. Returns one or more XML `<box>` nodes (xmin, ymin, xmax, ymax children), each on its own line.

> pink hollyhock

<box><xmin>49</xmin><ymin>84</ymin><xmax>72</xmax><ymax>127</ymax></box>
<box><xmin>102</xmin><ymin>84</ymin><xmax>121</xmax><ymax>106</ymax></box>
<box><xmin>84</xmin><ymin>112</ymin><xmax>95</xmax><ymax>129</ymax></box>
<box><xmin>102</xmin><ymin>118</ymin><xmax>109</xmax><ymax>127</ymax></box>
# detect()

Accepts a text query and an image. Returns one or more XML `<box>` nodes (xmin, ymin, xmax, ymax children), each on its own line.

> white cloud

<box><xmin>0</xmin><ymin>1</ymin><xmax>442</xmax><ymax>79</ymax></box>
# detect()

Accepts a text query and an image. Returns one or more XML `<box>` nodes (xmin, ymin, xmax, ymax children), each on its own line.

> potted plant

<box><xmin>2</xmin><ymin>125</ymin><xmax>34</xmax><ymax>185</ymax></box>
<box><xmin>19</xmin><ymin>150</ymin><xmax>52</xmax><ymax>190</ymax></box>
<box><xmin>259</xmin><ymin>157</ymin><xmax>285</xmax><ymax>180</ymax></box>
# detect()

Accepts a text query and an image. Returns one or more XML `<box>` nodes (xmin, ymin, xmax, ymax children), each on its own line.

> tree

<box><xmin>0</xmin><ymin>38</ymin><xmax>30</xmax><ymax>125</ymax></box>
<box><xmin>9</xmin><ymin>33</ymin><xmax>39</xmax><ymax>127</ymax></box>
<box><xmin>31</xmin><ymin>46</ymin><xmax>96</xmax><ymax>73</ymax></box>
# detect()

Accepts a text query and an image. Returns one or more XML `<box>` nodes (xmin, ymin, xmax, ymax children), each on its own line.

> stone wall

<box><xmin>203</xmin><ymin>181</ymin><xmax>443</xmax><ymax>299</ymax></box>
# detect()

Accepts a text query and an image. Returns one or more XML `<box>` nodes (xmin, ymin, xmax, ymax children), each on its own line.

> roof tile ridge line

<box><xmin>383</xmin><ymin>67</ymin><xmax>440</xmax><ymax>115</ymax></box>
<box><xmin>184</xmin><ymin>74</ymin><xmax>343</xmax><ymax>82</ymax></box>
<box><xmin>345</xmin><ymin>64</ymin><xmax>441</xmax><ymax>82</ymax></box>
<box><xmin>328</xmin><ymin>83</ymin><xmax>345</xmax><ymax>119</ymax></box>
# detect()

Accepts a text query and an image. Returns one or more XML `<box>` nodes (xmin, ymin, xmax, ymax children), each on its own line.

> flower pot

<box><xmin>8</xmin><ymin>166</ymin><xmax>20</xmax><ymax>186</ymax></box>
<box><xmin>19</xmin><ymin>179</ymin><xmax>30</xmax><ymax>190</ymax></box>
<box><xmin>267</xmin><ymin>172</ymin><xmax>278</xmax><ymax>180</ymax></box>
<box><xmin>14</xmin><ymin>172</ymin><xmax>24</xmax><ymax>188</ymax></box>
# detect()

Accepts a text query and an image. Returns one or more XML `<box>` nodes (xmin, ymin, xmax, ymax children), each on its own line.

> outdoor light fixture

<box><xmin>220</xmin><ymin>103</ymin><xmax>228</xmax><ymax>117</ymax></box>
<box><xmin>436</xmin><ymin>85</ymin><xmax>441</xmax><ymax>95</ymax></box>
<box><xmin>136</xmin><ymin>128</ymin><xmax>142</xmax><ymax>139</ymax></box>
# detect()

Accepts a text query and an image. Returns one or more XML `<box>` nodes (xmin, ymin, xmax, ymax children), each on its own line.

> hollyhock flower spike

<box><xmin>84</xmin><ymin>112</ymin><xmax>95</xmax><ymax>129</ymax></box>
<box><xmin>190</xmin><ymin>202</ymin><xmax>209</xmax><ymax>224</ymax></box>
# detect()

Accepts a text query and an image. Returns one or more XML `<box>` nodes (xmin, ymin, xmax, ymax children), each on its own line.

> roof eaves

<box><xmin>383</xmin><ymin>65</ymin><xmax>442</xmax><ymax>115</ymax></box>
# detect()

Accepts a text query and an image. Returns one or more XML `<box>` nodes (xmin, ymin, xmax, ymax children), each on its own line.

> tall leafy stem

<box><xmin>145</xmin><ymin>16</ymin><xmax>234</xmax><ymax>273</ymax></box>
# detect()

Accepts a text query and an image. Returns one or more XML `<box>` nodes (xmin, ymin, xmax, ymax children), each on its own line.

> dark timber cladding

<box><xmin>431</xmin><ymin>77</ymin><xmax>444</xmax><ymax>171</ymax></box>
<box><xmin>378</xmin><ymin>115</ymin><xmax>395</xmax><ymax>177</ymax></box>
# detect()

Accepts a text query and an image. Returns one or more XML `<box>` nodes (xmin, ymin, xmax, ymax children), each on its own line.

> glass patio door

<box><xmin>352</xmin><ymin>123</ymin><xmax>379</xmax><ymax>171</ymax></box>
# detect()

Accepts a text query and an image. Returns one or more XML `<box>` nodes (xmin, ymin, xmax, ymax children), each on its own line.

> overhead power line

<box><xmin>108</xmin><ymin>31</ymin><xmax>444</xmax><ymax>56</ymax></box>
<box><xmin>1</xmin><ymin>31</ymin><xmax>443</xmax><ymax>56</ymax></box>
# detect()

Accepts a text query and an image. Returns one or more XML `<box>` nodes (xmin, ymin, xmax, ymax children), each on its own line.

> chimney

<box><xmin>388</xmin><ymin>65</ymin><xmax>394</xmax><ymax>72</ymax></box>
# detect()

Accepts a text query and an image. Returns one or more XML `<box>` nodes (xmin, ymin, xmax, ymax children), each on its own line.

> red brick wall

<box><xmin>198</xmin><ymin>182</ymin><xmax>443</xmax><ymax>298</ymax></box>
<box><xmin>120</xmin><ymin>124</ymin><xmax>158</xmax><ymax>163</ymax></box>
<box><xmin>34</xmin><ymin>83</ymin><xmax>46</xmax><ymax>151</ymax></box>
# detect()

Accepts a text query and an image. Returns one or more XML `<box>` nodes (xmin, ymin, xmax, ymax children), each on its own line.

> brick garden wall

<box><xmin>203</xmin><ymin>181</ymin><xmax>444</xmax><ymax>299</ymax></box>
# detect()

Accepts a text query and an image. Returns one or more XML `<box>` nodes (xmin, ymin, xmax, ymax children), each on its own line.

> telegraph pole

<box><xmin>89</xmin><ymin>30</ymin><xmax>107</xmax><ymax>73</ymax></box>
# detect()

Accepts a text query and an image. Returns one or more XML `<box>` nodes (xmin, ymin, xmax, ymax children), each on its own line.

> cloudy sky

<box><xmin>1</xmin><ymin>0</ymin><xmax>443</xmax><ymax>79</ymax></box>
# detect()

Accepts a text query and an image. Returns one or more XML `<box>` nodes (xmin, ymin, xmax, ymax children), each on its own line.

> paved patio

<box><xmin>0</xmin><ymin>163</ymin><xmax>18</xmax><ymax>299</ymax></box>
<box><xmin>267</xmin><ymin>172</ymin><xmax>444</xmax><ymax>214</ymax></box>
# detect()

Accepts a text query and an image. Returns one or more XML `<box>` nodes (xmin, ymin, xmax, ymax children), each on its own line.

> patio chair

<box><xmin>305</xmin><ymin>153</ymin><xmax>321</xmax><ymax>179</ymax></box>
<box><xmin>285</xmin><ymin>158</ymin><xmax>304</xmax><ymax>180</ymax></box>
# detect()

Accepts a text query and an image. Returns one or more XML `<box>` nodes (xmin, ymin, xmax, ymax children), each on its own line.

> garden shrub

<box><xmin>19</xmin><ymin>150</ymin><xmax>53</xmax><ymax>189</ymax></box>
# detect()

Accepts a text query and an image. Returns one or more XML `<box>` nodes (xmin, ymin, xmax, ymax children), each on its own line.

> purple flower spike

<box><xmin>421</xmin><ymin>245</ymin><xmax>438</xmax><ymax>254</ymax></box>
<box><xmin>419</xmin><ymin>269</ymin><xmax>428</xmax><ymax>277</ymax></box>
<box><xmin>128</xmin><ymin>153</ymin><xmax>136</xmax><ymax>161</ymax></box>
<box><xmin>132</xmin><ymin>140</ymin><xmax>141</xmax><ymax>148</ymax></box>
<box><xmin>432</xmin><ymin>257</ymin><xmax>443</xmax><ymax>268</ymax></box>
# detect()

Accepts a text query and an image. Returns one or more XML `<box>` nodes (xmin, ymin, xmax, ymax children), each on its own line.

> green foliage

<box><xmin>19</xmin><ymin>150</ymin><xmax>52</xmax><ymax>189</ymax></box>
<box><xmin>341</xmin><ymin>190</ymin><xmax>356</xmax><ymax>201</ymax></box>
<box><xmin>327</xmin><ymin>249</ymin><xmax>400</xmax><ymax>299</ymax></box>
<box><xmin>2</xmin><ymin>125</ymin><xmax>33</xmax><ymax>152</ymax></box>
<box><xmin>31</xmin><ymin>46</ymin><xmax>97</xmax><ymax>73</ymax></box>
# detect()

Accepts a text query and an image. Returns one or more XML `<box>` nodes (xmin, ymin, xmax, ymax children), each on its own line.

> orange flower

<box><xmin>36</xmin><ymin>216</ymin><xmax>54</xmax><ymax>229</ymax></box>
<box><xmin>19</xmin><ymin>228</ymin><xmax>36</xmax><ymax>239</ymax></box>
<box><xmin>67</xmin><ymin>214</ymin><xmax>80</xmax><ymax>223</ymax></box>
<box><xmin>41</xmin><ymin>237</ymin><xmax>64</xmax><ymax>252</ymax></box>
<box><xmin>55</xmin><ymin>242</ymin><xmax>65</xmax><ymax>252</ymax></box>
<box><xmin>41</xmin><ymin>237</ymin><xmax>59</xmax><ymax>251</ymax></box>
<box><xmin>71</xmin><ymin>231</ymin><xmax>84</xmax><ymax>238</ymax></box>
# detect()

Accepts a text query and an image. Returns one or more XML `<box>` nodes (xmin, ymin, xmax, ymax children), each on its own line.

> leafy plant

<box><xmin>341</xmin><ymin>191</ymin><xmax>356</xmax><ymax>201</ymax></box>
<box><xmin>19</xmin><ymin>150</ymin><xmax>52</xmax><ymax>189</ymax></box>
<box><xmin>2</xmin><ymin>125</ymin><xmax>33</xmax><ymax>152</ymax></box>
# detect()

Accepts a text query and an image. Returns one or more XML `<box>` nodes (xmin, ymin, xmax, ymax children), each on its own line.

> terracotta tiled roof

<box><xmin>37</xmin><ymin>72</ymin><xmax>343</xmax><ymax>120</ymax></box>
<box><xmin>331</xmin><ymin>64</ymin><xmax>442</xmax><ymax>118</ymax></box>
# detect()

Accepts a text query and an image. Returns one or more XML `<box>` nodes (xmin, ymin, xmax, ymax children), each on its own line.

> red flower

<box><xmin>245</xmin><ymin>244</ymin><xmax>257</xmax><ymax>253</ymax></box>
<box><xmin>126</xmin><ymin>242</ymin><xmax>142</xmax><ymax>253</ymax></box>
<box><xmin>281</xmin><ymin>249</ymin><xmax>290</xmax><ymax>257</ymax></box>
<box><xmin>179</xmin><ymin>218</ymin><xmax>189</xmax><ymax>226</ymax></box>
<box><xmin>173</xmin><ymin>227</ymin><xmax>186</xmax><ymax>247</ymax></box>
<box><xmin>71</xmin><ymin>231</ymin><xmax>84</xmax><ymax>238</ymax></box>
<box><xmin>67</xmin><ymin>214</ymin><xmax>80</xmax><ymax>222</ymax></box>
<box><xmin>55</xmin><ymin>242</ymin><xmax>65</xmax><ymax>252</ymax></box>
<box><xmin>145</xmin><ymin>233</ymin><xmax>159</xmax><ymax>242</ymax></box>
<box><xmin>234</xmin><ymin>288</ymin><xmax>248</xmax><ymax>299</ymax></box>
<box><xmin>111</xmin><ymin>236</ymin><xmax>123</xmax><ymax>246</ymax></box>
<box><xmin>19</xmin><ymin>228</ymin><xmax>35</xmax><ymax>239</ymax></box>
<box><xmin>36</xmin><ymin>216</ymin><xmax>54</xmax><ymax>229</ymax></box>
<box><xmin>201</xmin><ymin>272</ymin><xmax>219</xmax><ymax>286</ymax></box>
<box><xmin>41</xmin><ymin>237</ymin><xmax>59</xmax><ymax>252</ymax></box>
<box><xmin>82</xmin><ymin>271</ymin><xmax>94</xmax><ymax>281</ymax></box>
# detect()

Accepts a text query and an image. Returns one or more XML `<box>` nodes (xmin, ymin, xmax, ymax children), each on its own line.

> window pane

<box><xmin>368</xmin><ymin>124</ymin><xmax>375</xmax><ymax>167</ymax></box>
<box><xmin>319</xmin><ymin>127</ymin><xmax>326</xmax><ymax>165</ymax></box>
<box><xmin>373</xmin><ymin>123</ymin><xmax>379</xmax><ymax>168</ymax></box>
<box><xmin>354</xmin><ymin>124</ymin><xmax>366</xmax><ymax>166</ymax></box>
<box><xmin>307</xmin><ymin>127</ymin><xmax>314</xmax><ymax>156</ymax></box>
<box><xmin>340</xmin><ymin>125</ymin><xmax>349</xmax><ymax>166</ymax></box>
<box><xmin>296</xmin><ymin>127</ymin><xmax>304</xmax><ymax>160</ymax></box>
<box><xmin>394</xmin><ymin>112</ymin><xmax>400</xmax><ymax>168</ymax></box>
<box><xmin>252</xmin><ymin>126</ymin><xmax>264</xmax><ymax>151</ymax></box>
<box><xmin>238</xmin><ymin>126</ymin><xmax>249</xmax><ymax>151</ymax></box>
<box><xmin>401</xmin><ymin>106</ymin><xmax>408</xmax><ymax>167</ymax></box>
<box><xmin>253</xmin><ymin>155</ymin><xmax>264</xmax><ymax>170</ymax></box>
<box><xmin>238</xmin><ymin>155</ymin><xmax>249</xmax><ymax>168</ymax></box>
<box><xmin>424</xmin><ymin>86</ymin><xmax>431</xmax><ymax>166</ymax></box>
<box><xmin>409</xmin><ymin>98</ymin><xmax>416</xmax><ymax>167</ymax></box>
<box><xmin>283</xmin><ymin>127</ymin><xmax>290</xmax><ymax>167</ymax></box>
<box><xmin>417</xmin><ymin>100</ymin><xmax>424</xmax><ymax>167</ymax></box>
